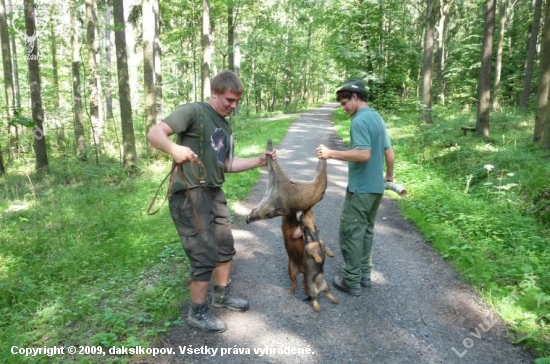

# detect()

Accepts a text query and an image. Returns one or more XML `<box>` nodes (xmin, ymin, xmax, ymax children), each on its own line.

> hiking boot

<box><xmin>212</xmin><ymin>283</ymin><xmax>250</xmax><ymax>311</ymax></box>
<box><xmin>187</xmin><ymin>301</ymin><xmax>227</xmax><ymax>333</ymax></box>
<box><xmin>333</xmin><ymin>276</ymin><xmax>361</xmax><ymax>297</ymax></box>
<box><xmin>360</xmin><ymin>277</ymin><xmax>372</xmax><ymax>288</ymax></box>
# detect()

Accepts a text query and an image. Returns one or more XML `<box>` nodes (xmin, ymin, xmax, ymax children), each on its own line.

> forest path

<box><xmin>152</xmin><ymin>104</ymin><xmax>535</xmax><ymax>364</ymax></box>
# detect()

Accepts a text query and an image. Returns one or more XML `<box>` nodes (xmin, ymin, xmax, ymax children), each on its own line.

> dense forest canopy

<box><xmin>0</xmin><ymin>0</ymin><xmax>548</xmax><ymax>173</ymax></box>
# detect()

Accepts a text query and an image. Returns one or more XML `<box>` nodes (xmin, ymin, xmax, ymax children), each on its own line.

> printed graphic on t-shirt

<box><xmin>211</xmin><ymin>128</ymin><xmax>228</xmax><ymax>166</ymax></box>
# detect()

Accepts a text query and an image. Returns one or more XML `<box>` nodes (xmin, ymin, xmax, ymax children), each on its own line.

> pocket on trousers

<box><xmin>339</xmin><ymin>215</ymin><xmax>358</xmax><ymax>240</ymax></box>
<box><xmin>168</xmin><ymin>193</ymin><xmax>199</xmax><ymax>237</ymax></box>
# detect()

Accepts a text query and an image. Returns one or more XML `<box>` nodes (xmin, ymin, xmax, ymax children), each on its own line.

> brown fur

<box><xmin>281</xmin><ymin>212</ymin><xmax>309</xmax><ymax>294</ymax></box>
<box><xmin>246</xmin><ymin>140</ymin><xmax>327</xmax><ymax>223</ymax></box>
<box><xmin>301</xmin><ymin>210</ymin><xmax>339</xmax><ymax>312</ymax></box>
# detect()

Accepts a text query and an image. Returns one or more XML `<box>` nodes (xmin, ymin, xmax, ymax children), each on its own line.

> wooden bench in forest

<box><xmin>461</xmin><ymin>126</ymin><xmax>476</xmax><ymax>135</ymax></box>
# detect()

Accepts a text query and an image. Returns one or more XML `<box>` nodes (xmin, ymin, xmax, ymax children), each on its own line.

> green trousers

<box><xmin>339</xmin><ymin>191</ymin><xmax>383</xmax><ymax>288</ymax></box>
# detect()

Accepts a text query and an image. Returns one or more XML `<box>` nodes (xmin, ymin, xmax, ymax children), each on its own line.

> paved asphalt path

<box><xmin>152</xmin><ymin>104</ymin><xmax>536</xmax><ymax>364</ymax></box>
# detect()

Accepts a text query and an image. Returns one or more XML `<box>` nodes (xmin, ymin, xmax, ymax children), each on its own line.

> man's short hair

<box><xmin>211</xmin><ymin>70</ymin><xmax>244</xmax><ymax>95</ymax></box>
<box><xmin>336</xmin><ymin>90</ymin><xmax>368</xmax><ymax>102</ymax></box>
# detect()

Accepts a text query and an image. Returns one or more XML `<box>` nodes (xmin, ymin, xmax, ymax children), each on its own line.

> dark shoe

<box><xmin>360</xmin><ymin>277</ymin><xmax>372</xmax><ymax>288</ymax></box>
<box><xmin>332</xmin><ymin>276</ymin><xmax>361</xmax><ymax>297</ymax></box>
<box><xmin>187</xmin><ymin>301</ymin><xmax>226</xmax><ymax>333</ymax></box>
<box><xmin>212</xmin><ymin>283</ymin><xmax>250</xmax><ymax>311</ymax></box>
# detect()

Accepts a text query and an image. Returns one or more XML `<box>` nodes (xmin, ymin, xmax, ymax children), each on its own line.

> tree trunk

<box><xmin>7</xmin><ymin>0</ymin><xmax>20</xmax><ymax>159</ymax></box>
<box><xmin>301</xmin><ymin>20</ymin><xmax>312</xmax><ymax>103</ymax></box>
<box><xmin>227</xmin><ymin>0</ymin><xmax>241</xmax><ymax>113</ymax></box>
<box><xmin>476</xmin><ymin>0</ymin><xmax>496</xmax><ymax>137</ymax></box>
<box><xmin>436</xmin><ymin>1</ymin><xmax>452</xmax><ymax>105</ymax></box>
<box><xmin>125</xmin><ymin>1</ymin><xmax>139</xmax><ymax>114</ymax></box>
<box><xmin>202</xmin><ymin>0</ymin><xmax>211</xmax><ymax>101</ymax></box>
<box><xmin>536</xmin><ymin>0</ymin><xmax>550</xmax><ymax>146</ymax></box>
<box><xmin>153</xmin><ymin>0</ymin><xmax>162</xmax><ymax>121</ymax></box>
<box><xmin>0</xmin><ymin>0</ymin><xmax>14</xmax><ymax>167</ymax></box>
<box><xmin>435</xmin><ymin>12</ymin><xmax>445</xmax><ymax>105</ymax></box>
<box><xmin>492</xmin><ymin>0</ymin><xmax>508</xmax><ymax>111</ymax></box>
<box><xmin>234</xmin><ymin>43</ymin><xmax>241</xmax><ymax>76</ymax></box>
<box><xmin>24</xmin><ymin>0</ymin><xmax>48</xmax><ymax>173</ymax></box>
<box><xmin>420</xmin><ymin>0</ymin><xmax>436</xmax><ymax>123</ymax></box>
<box><xmin>113</xmin><ymin>0</ymin><xmax>137</xmax><ymax>169</ymax></box>
<box><xmin>143</xmin><ymin>0</ymin><xmax>157</xmax><ymax>156</ymax></box>
<box><xmin>104</xmin><ymin>0</ymin><xmax>113</xmax><ymax>119</ymax></box>
<box><xmin>71</xmin><ymin>0</ymin><xmax>86</xmax><ymax>159</ymax></box>
<box><xmin>50</xmin><ymin>0</ymin><xmax>63</xmax><ymax>150</ymax></box>
<box><xmin>7</xmin><ymin>0</ymin><xmax>20</xmax><ymax>114</ymax></box>
<box><xmin>284</xmin><ymin>33</ymin><xmax>293</xmax><ymax>111</ymax></box>
<box><xmin>0</xmin><ymin>0</ymin><xmax>11</xmax><ymax>174</ymax></box>
<box><xmin>228</xmin><ymin>0</ymin><xmax>235</xmax><ymax>72</ymax></box>
<box><xmin>520</xmin><ymin>0</ymin><xmax>543</xmax><ymax>110</ymax></box>
<box><xmin>86</xmin><ymin>0</ymin><xmax>103</xmax><ymax>157</ymax></box>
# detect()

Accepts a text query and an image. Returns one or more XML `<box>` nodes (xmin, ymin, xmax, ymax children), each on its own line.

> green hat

<box><xmin>336</xmin><ymin>80</ymin><xmax>368</xmax><ymax>97</ymax></box>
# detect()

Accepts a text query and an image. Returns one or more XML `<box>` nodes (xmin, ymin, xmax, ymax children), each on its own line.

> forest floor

<box><xmin>147</xmin><ymin>104</ymin><xmax>536</xmax><ymax>364</ymax></box>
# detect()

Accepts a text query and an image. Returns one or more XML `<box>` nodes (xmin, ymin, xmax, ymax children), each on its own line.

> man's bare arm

<box><xmin>384</xmin><ymin>148</ymin><xmax>395</xmax><ymax>182</ymax></box>
<box><xmin>147</xmin><ymin>122</ymin><xmax>196</xmax><ymax>164</ymax></box>
<box><xmin>316</xmin><ymin>144</ymin><xmax>370</xmax><ymax>162</ymax></box>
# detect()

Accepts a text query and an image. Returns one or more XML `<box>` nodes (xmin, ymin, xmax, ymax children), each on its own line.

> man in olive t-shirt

<box><xmin>147</xmin><ymin>71</ymin><xmax>277</xmax><ymax>332</ymax></box>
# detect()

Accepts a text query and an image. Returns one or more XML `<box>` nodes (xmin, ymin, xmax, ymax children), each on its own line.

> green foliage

<box><xmin>0</xmin><ymin>159</ymin><xmax>186</xmax><ymax>363</ymax></box>
<box><xmin>324</xmin><ymin>0</ymin><xmax>421</xmax><ymax>109</ymax></box>
<box><xmin>9</xmin><ymin>112</ymin><xmax>35</xmax><ymax>128</ymax></box>
<box><xmin>333</xmin><ymin>106</ymin><xmax>550</xmax><ymax>357</ymax></box>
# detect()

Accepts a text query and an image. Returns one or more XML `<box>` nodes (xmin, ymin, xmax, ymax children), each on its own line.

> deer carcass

<box><xmin>246</xmin><ymin>139</ymin><xmax>327</xmax><ymax>224</ymax></box>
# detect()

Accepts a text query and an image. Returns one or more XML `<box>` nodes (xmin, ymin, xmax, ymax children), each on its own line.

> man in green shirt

<box><xmin>316</xmin><ymin>79</ymin><xmax>395</xmax><ymax>297</ymax></box>
<box><xmin>147</xmin><ymin>71</ymin><xmax>276</xmax><ymax>332</ymax></box>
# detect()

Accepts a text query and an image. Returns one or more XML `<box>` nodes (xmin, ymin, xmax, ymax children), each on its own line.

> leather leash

<box><xmin>147</xmin><ymin>157</ymin><xmax>205</xmax><ymax>216</ymax></box>
<box><xmin>147</xmin><ymin>103</ymin><xmax>209</xmax><ymax>238</ymax></box>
